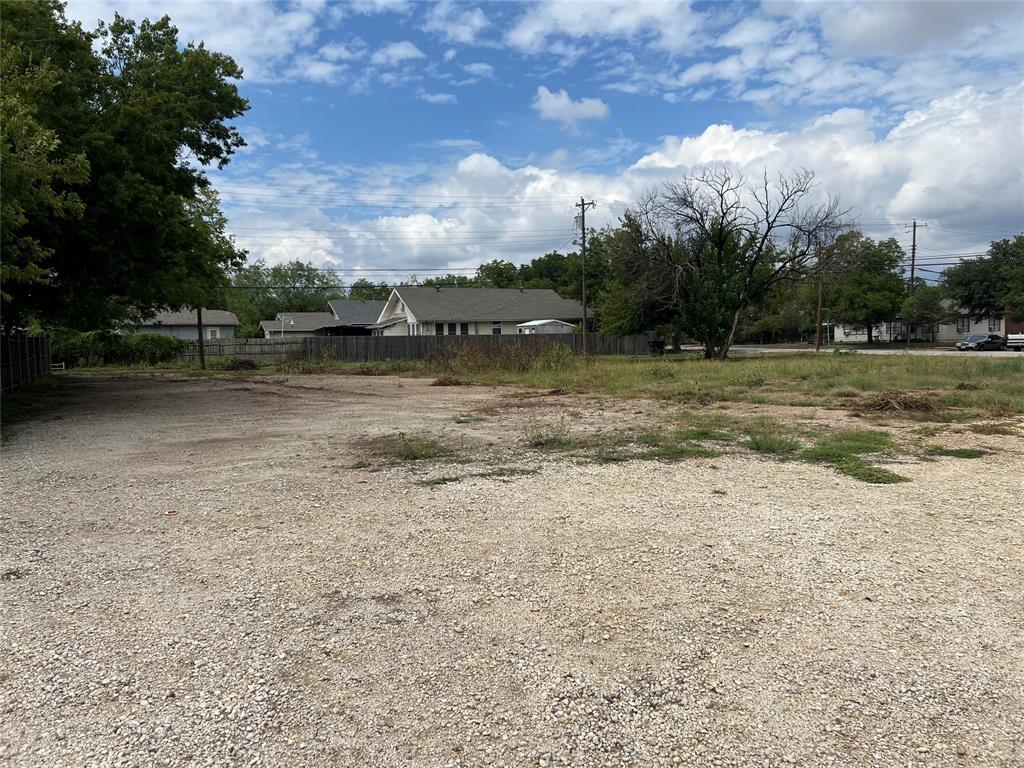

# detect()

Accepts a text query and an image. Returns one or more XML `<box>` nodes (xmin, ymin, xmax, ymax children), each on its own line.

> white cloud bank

<box><xmin>220</xmin><ymin>83</ymin><xmax>1023</xmax><ymax>275</ymax></box>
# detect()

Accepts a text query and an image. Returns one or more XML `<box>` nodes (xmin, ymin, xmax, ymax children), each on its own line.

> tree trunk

<box><xmin>717</xmin><ymin>307</ymin><xmax>744</xmax><ymax>360</ymax></box>
<box><xmin>867</xmin><ymin>324</ymin><xmax>873</xmax><ymax>344</ymax></box>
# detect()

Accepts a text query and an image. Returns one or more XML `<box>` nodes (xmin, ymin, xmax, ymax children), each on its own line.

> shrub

<box><xmin>50</xmin><ymin>330</ymin><xmax>185</xmax><ymax>367</ymax></box>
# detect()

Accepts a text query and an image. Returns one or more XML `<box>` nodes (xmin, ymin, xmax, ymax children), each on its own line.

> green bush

<box><xmin>50</xmin><ymin>330</ymin><xmax>185</xmax><ymax>367</ymax></box>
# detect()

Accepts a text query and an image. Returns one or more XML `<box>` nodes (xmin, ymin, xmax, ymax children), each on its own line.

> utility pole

<box><xmin>814</xmin><ymin>253</ymin><xmax>825</xmax><ymax>352</ymax></box>
<box><xmin>575</xmin><ymin>197</ymin><xmax>596</xmax><ymax>359</ymax></box>
<box><xmin>195</xmin><ymin>306</ymin><xmax>206</xmax><ymax>370</ymax></box>
<box><xmin>903</xmin><ymin>219</ymin><xmax>927</xmax><ymax>346</ymax></box>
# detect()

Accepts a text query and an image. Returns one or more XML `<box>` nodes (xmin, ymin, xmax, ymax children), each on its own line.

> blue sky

<box><xmin>68</xmin><ymin>1</ymin><xmax>1024</xmax><ymax>283</ymax></box>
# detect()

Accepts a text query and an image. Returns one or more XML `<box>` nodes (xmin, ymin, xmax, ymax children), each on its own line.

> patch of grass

<box><xmin>637</xmin><ymin>430</ymin><xmax>664</xmax><ymax>447</ymax></box>
<box><xmin>365</xmin><ymin>433</ymin><xmax>452</xmax><ymax>462</ymax></box>
<box><xmin>673</xmin><ymin>426</ymin><xmax>736</xmax><ymax>442</ymax></box>
<box><xmin>592</xmin><ymin>447</ymin><xmax>630</xmax><ymax>463</ymax></box>
<box><xmin>642</xmin><ymin>443</ymin><xmax>721</xmax><ymax>461</ymax></box>
<box><xmin>833</xmin><ymin>459</ymin><xmax>910</xmax><ymax>484</ymax></box>
<box><xmin>925</xmin><ymin>446</ymin><xmax>988</xmax><ymax>459</ymax></box>
<box><xmin>801</xmin><ymin>429</ymin><xmax>894</xmax><ymax>463</ymax></box>
<box><xmin>744</xmin><ymin>433</ymin><xmax>801</xmax><ymax>455</ymax></box>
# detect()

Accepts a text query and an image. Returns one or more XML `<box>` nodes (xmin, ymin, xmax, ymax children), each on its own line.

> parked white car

<box><xmin>1006</xmin><ymin>332</ymin><xmax>1024</xmax><ymax>352</ymax></box>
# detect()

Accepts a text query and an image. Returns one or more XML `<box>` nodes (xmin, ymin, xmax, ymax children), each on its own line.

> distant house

<box><xmin>259</xmin><ymin>312</ymin><xmax>343</xmax><ymax>339</ymax></box>
<box><xmin>131</xmin><ymin>309</ymin><xmax>238</xmax><ymax>340</ymax></box>
<box><xmin>258</xmin><ymin>300</ymin><xmax>389</xmax><ymax>339</ymax></box>
<box><xmin>373</xmin><ymin>287</ymin><xmax>583</xmax><ymax>336</ymax></box>
<box><xmin>516</xmin><ymin>319</ymin><xmax>574</xmax><ymax>335</ymax></box>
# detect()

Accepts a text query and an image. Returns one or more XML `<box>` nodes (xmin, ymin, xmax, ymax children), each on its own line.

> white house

<box><xmin>834</xmin><ymin>313</ymin><xmax>1006</xmax><ymax>344</ymax></box>
<box><xmin>131</xmin><ymin>309</ymin><xmax>239</xmax><ymax>340</ymax></box>
<box><xmin>372</xmin><ymin>286</ymin><xmax>584</xmax><ymax>336</ymax></box>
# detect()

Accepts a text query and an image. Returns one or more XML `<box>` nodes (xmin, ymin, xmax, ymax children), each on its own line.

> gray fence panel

<box><xmin>1</xmin><ymin>336</ymin><xmax>51</xmax><ymax>392</ymax></box>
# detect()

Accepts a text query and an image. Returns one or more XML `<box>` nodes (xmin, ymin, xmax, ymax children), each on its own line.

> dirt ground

<box><xmin>1</xmin><ymin>373</ymin><xmax>1022</xmax><ymax>768</ymax></box>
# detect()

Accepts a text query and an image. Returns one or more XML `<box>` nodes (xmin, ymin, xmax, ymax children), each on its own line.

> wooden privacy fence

<box><xmin>1</xmin><ymin>336</ymin><xmax>51</xmax><ymax>392</ymax></box>
<box><xmin>178</xmin><ymin>333</ymin><xmax>649</xmax><ymax>365</ymax></box>
<box><xmin>178</xmin><ymin>337</ymin><xmax>303</xmax><ymax>363</ymax></box>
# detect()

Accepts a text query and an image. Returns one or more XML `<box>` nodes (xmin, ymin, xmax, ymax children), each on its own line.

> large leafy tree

<box><xmin>943</xmin><ymin>236</ymin><xmax>1024</xmax><ymax>322</ymax></box>
<box><xmin>0</xmin><ymin>25</ymin><xmax>89</xmax><ymax>309</ymax></box>
<box><xmin>826</xmin><ymin>232</ymin><xmax>906</xmax><ymax>343</ymax></box>
<box><xmin>225</xmin><ymin>261</ymin><xmax>346</xmax><ymax>338</ymax></box>
<box><xmin>0</xmin><ymin>1</ymin><xmax>248</xmax><ymax>329</ymax></box>
<box><xmin>599</xmin><ymin>168</ymin><xmax>843</xmax><ymax>358</ymax></box>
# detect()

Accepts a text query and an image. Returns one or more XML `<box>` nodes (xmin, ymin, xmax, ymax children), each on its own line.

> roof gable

<box><xmin>393</xmin><ymin>287</ymin><xmax>582</xmax><ymax>322</ymax></box>
<box><xmin>327</xmin><ymin>299</ymin><xmax>387</xmax><ymax>325</ymax></box>
<box><xmin>141</xmin><ymin>309</ymin><xmax>239</xmax><ymax>326</ymax></box>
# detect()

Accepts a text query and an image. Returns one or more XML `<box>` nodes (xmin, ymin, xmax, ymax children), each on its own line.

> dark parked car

<box><xmin>956</xmin><ymin>333</ymin><xmax>1006</xmax><ymax>351</ymax></box>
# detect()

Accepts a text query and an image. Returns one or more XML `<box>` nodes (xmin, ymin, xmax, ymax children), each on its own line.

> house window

<box><xmin>460</xmin><ymin>322</ymin><xmax>469</xmax><ymax>335</ymax></box>
<box><xmin>207</xmin><ymin>328</ymin><xmax>219</xmax><ymax>339</ymax></box>
<box><xmin>956</xmin><ymin>317</ymin><xmax>970</xmax><ymax>334</ymax></box>
<box><xmin>989</xmin><ymin>317</ymin><xmax>999</xmax><ymax>332</ymax></box>
<box><xmin>447</xmin><ymin>322</ymin><xmax>456</xmax><ymax>335</ymax></box>
<box><xmin>435</xmin><ymin>323</ymin><xmax>444</xmax><ymax>336</ymax></box>
<box><xmin>492</xmin><ymin>321</ymin><xmax>502</xmax><ymax>335</ymax></box>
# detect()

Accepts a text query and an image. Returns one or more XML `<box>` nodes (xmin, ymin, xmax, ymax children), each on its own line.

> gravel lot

<box><xmin>1</xmin><ymin>373</ymin><xmax>1022</xmax><ymax>768</ymax></box>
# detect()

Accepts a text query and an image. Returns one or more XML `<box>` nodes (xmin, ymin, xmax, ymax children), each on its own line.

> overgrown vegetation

<box><xmin>50</xmin><ymin>330</ymin><xmax>185</xmax><ymax>367</ymax></box>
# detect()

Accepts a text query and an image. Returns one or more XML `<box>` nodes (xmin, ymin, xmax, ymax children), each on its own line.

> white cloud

<box><xmin>814</xmin><ymin>0</ymin><xmax>1016</xmax><ymax>58</ymax></box>
<box><xmin>370</xmin><ymin>41</ymin><xmax>427</xmax><ymax>66</ymax></box>
<box><xmin>507</xmin><ymin>0</ymin><xmax>702</xmax><ymax>54</ymax></box>
<box><xmin>532</xmin><ymin>86</ymin><xmax>609</xmax><ymax>129</ymax></box>
<box><xmin>423</xmin><ymin>0</ymin><xmax>490</xmax><ymax>44</ymax></box>
<box><xmin>463</xmin><ymin>62</ymin><xmax>494</xmax><ymax>79</ymax></box>
<box><xmin>319</xmin><ymin>40</ymin><xmax>367</xmax><ymax>62</ymax></box>
<box><xmin>443</xmin><ymin>48</ymin><xmax>458</xmax><ymax>62</ymax></box>
<box><xmin>349</xmin><ymin>0</ymin><xmax>412</xmax><ymax>14</ymax></box>
<box><xmin>65</xmin><ymin>0</ymin><xmax>322</xmax><ymax>82</ymax></box>
<box><xmin>418</xmin><ymin>89</ymin><xmax>458</xmax><ymax>105</ymax></box>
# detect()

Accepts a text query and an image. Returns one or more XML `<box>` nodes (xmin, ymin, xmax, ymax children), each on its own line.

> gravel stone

<box><xmin>1</xmin><ymin>373</ymin><xmax>1021</xmax><ymax>767</ymax></box>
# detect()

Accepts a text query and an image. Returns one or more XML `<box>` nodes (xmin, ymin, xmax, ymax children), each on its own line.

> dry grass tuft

<box><xmin>431</xmin><ymin>375</ymin><xmax>470</xmax><ymax>387</ymax></box>
<box><xmin>859</xmin><ymin>390</ymin><xmax>942</xmax><ymax>413</ymax></box>
<box><xmin>968</xmin><ymin>422</ymin><xmax>1020</xmax><ymax>436</ymax></box>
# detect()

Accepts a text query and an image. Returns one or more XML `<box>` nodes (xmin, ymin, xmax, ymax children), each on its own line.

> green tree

<box><xmin>826</xmin><ymin>232</ymin><xmax>906</xmax><ymax>343</ymax></box>
<box><xmin>943</xmin><ymin>235</ymin><xmax>1024</xmax><ymax>322</ymax></box>
<box><xmin>348</xmin><ymin>278</ymin><xmax>392</xmax><ymax>301</ymax></box>
<box><xmin>900</xmin><ymin>281</ymin><xmax>949</xmax><ymax>342</ymax></box>
<box><xmin>226</xmin><ymin>261</ymin><xmax>345</xmax><ymax>338</ymax></box>
<box><xmin>600</xmin><ymin>169</ymin><xmax>843</xmax><ymax>358</ymax></box>
<box><xmin>1</xmin><ymin>2</ymin><xmax>248</xmax><ymax>329</ymax></box>
<box><xmin>476</xmin><ymin>259</ymin><xmax>520</xmax><ymax>288</ymax></box>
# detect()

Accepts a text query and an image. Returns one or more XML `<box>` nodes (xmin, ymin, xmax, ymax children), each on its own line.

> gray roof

<box><xmin>140</xmin><ymin>309</ymin><xmax>239</xmax><ymax>326</ymax></box>
<box><xmin>273</xmin><ymin>312</ymin><xmax>344</xmax><ymax>332</ymax></box>
<box><xmin>328</xmin><ymin>299</ymin><xmax>386</xmax><ymax>325</ymax></box>
<box><xmin>396</xmin><ymin>287</ymin><xmax>583</xmax><ymax>322</ymax></box>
